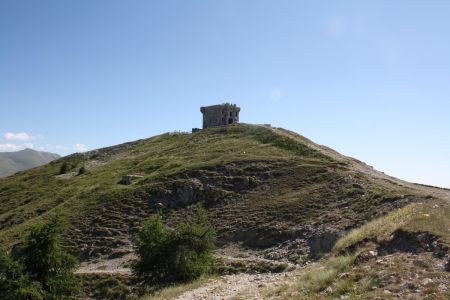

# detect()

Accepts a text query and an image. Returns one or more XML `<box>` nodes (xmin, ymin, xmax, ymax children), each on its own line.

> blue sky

<box><xmin>1</xmin><ymin>1</ymin><xmax>449</xmax><ymax>188</ymax></box>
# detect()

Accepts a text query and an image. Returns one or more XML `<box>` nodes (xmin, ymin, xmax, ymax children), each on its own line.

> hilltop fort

<box><xmin>200</xmin><ymin>103</ymin><xmax>240</xmax><ymax>129</ymax></box>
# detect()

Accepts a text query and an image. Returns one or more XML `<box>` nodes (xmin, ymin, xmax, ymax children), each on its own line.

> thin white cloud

<box><xmin>4</xmin><ymin>132</ymin><xmax>33</xmax><ymax>141</ymax></box>
<box><xmin>74</xmin><ymin>144</ymin><xmax>88</xmax><ymax>153</ymax></box>
<box><xmin>269</xmin><ymin>87</ymin><xmax>283</xmax><ymax>102</ymax></box>
<box><xmin>0</xmin><ymin>142</ymin><xmax>35</xmax><ymax>152</ymax></box>
<box><xmin>38</xmin><ymin>144</ymin><xmax>71</xmax><ymax>154</ymax></box>
<box><xmin>0</xmin><ymin>143</ymin><xmax>22</xmax><ymax>152</ymax></box>
<box><xmin>43</xmin><ymin>144</ymin><xmax>70</xmax><ymax>151</ymax></box>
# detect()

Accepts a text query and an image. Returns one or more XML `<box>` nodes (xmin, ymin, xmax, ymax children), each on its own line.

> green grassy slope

<box><xmin>0</xmin><ymin>125</ymin><xmax>433</xmax><ymax>262</ymax></box>
<box><xmin>0</xmin><ymin>126</ymin><xmax>319</xmax><ymax>245</ymax></box>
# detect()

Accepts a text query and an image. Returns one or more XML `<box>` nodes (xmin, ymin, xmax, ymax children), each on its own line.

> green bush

<box><xmin>0</xmin><ymin>249</ymin><xmax>45</xmax><ymax>300</ymax></box>
<box><xmin>133</xmin><ymin>205</ymin><xmax>215</xmax><ymax>283</ymax></box>
<box><xmin>0</xmin><ymin>216</ymin><xmax>79</xmax><ymax>299</ymax></box>
<box><xmin>59</xmin><ymin>153</ymin><xmax>86</xmax><ymax>174</ymax></box>
<box><xmin>21</xmin><ymin>216</ymin><xmax>80</xmax><ymax>299</ymax></box>
<box><xmin>59</xmin><ymin>162</ymin><xmax>71</xmax><ymax>174</ymax></box>
<box><xmin>133</xmin><ymin>214</ymin><xmax>171</xmax><ymax>281</ymax></box>
<box><xmin>78</xmin><ymin>166</ymin><xmax>87</xmax><ymax>175</ymax></box>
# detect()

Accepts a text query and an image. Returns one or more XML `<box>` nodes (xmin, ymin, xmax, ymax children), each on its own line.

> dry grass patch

<box><xmin>334</xmin><ymin>198</ymin><xmax>450</xmax><ymax>252</ymax></box>
<box><xmin>265</xmin><ymin>254</ymin><xmax>364</xmax><ymax>299</ymax></box>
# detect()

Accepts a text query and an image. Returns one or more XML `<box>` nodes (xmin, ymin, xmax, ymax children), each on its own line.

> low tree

<box><xmin>170</xmin><ymin>206</ymin><xmax>215</xmax><ymax>281</ymax></box>
<box><xmin>133</xmin><ymin>214</ymin><xmax>172</xmax><ymax>282</ymax></box>
<box><xmin>21</xmin><ymin>216</ymin><xmax>79</xmax><ymax>299</ymax></box>
<box><xmin>0</xmin><ymin>249</ymin><xmax>45</xmax><ymax>300</ymax></box>
<box><xmin>133</xmin><ymin>204</ymin><xmax>215</xmax><ymax>283</ymax></box>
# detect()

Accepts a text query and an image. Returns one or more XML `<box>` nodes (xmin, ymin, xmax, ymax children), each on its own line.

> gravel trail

<box><xmin>174</xmin><ymin>271</ymin><xmax>294</xmax><ymax>300</ymax></box>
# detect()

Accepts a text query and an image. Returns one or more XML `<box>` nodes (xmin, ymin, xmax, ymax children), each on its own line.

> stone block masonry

<box><xmin>200</xmin><ymin>103</ymin><xmax>240</xmax><ymax>129</ymax></box>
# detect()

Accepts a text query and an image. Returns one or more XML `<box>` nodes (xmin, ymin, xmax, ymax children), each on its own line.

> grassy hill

<box><xmin>0</xmin><ymin>148</ymin><xmax>60</xmax><ymax>178</ymax></box>
<box><xmin>0</xmin><ymin>124</ymin><xmax>448</xmax><ymax>299</ymax></box>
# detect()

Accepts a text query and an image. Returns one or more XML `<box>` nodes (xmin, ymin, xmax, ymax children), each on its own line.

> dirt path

<box><xmin>75</xmin><ymin>252</ymin><xmax>135</xmax><ymax>275</ymax></box>
<box><xmin>174</xmin><ymin>271</ymin><xmax>293</xmax><ymax>300</ymax></box>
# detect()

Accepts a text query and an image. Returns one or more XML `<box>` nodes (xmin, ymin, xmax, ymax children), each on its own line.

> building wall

<box><xmin>200</xmin><ymin>103</ymin><xmax>240</xmax><ymax>129</ymax></box>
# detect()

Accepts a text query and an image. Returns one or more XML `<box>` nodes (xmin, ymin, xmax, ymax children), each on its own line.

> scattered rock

<box><xmin>445</xmin><ymin>257</ymin><xmax>450</xmax><ymax>272</ymax></box>
<box><xmin>356</xmin><ymin>250</ymin><xmax>378</xmax><ymax>262</ymax></box>
<box><xmin>308</xmin><ymin>231</ymin><xmax>339</xmax><ymax>257</ymax></box>
<box><xmin>400</xmin><ymin>282</ymin><xmax>416</xmax><ymax>290</ymax></box>
<box><xmin>378</xmin><ymin>230</ymin><xmax>444</xmax><ymax>256</ymax></box>
<box><xmin>121</xmin><ymin>174</ymin><xmax>144</xmax><ymax>185</ymax></box>
<box><xmin>413</xmin><ymin>259</ymin><xmax>427</xmax><ymax>268</ymax></box>
<box><xmin>93</xmin><ymin>228</ymin><xmax>112</xmax><ymax>237</ymax></box>
<box><xmin>421</xmin><ymin>278</ymin><xmax>433</xmax><ymax>286</ymax></box>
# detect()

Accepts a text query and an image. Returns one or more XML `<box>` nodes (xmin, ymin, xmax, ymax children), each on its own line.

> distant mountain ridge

<box><xmin>0</xmin><ymin>148</ymin><xmax>60</xmax><ymax>178</ymax></box>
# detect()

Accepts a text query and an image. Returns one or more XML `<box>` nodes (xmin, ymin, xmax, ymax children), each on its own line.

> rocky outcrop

<box><xmin>121</xmin><ymin>175</ymin><xmax>144</xmax><ymax>185</ymax></box>
<box><xmin>64</xmin><ymin>161</ymin><xmax>269</xmax><ymax>260</ymax></box>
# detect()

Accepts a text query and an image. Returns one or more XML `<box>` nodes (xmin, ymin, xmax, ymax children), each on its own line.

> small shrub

<box><xmin>170</xmin><ymin>207</ymin><xmax>215</xmax><ymax>281</ymax></box>
<box><xmin>59</xmin><ymin>153</ymin><xmax>86</xmax><ymax>175</ymax></box>
<box><xmin>304</xmin><ymin>269</ymin><xmax>337</xmax><ymax>292</ymax></box>
<box><xmin>59</xmin><ymin>162</ymin><xmax>71</xmax><ymax>174</ymax></box>
<box><xmin>328</xmin><ymin>255</ymin><xmax>355</xmax><ymax>272</ymax></box>
<box><xmin>334</xmin><ymin>279</ymin><xmax>354</xmax><ymax>296</ymax></box>
<box><xmin>133</xmin><ymin>205</ymin><xmax>215</xmax><ymax>284</ymax></box>
<box><xmin>78</xmin><ymin>166</ymin><xmax>87</xmax><ymax>175</ymax></box>
<box><xmin>133</xmin><ymin>214</ymin><xmax>172</xmax><ymax>282</ymax></box>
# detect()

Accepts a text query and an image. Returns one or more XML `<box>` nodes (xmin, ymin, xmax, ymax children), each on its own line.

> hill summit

<box><xmin>0</xmin><ymin>124</ymin><xmax>448</xmax><ymax>299</ymax></box>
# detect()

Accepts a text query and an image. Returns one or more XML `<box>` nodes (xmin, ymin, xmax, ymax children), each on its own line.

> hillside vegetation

<box><xmin>1</xmin><ymin>125</ymin><xmax>323</xmax><ymax>246</ymax></box>
<box><xmin>0</xmin><ymin>124</ymin><xmax>448</xmax><ymax>299</ymax></box>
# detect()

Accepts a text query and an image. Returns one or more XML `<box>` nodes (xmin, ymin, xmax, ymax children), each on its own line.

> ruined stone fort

<box><xmin>200</xmin><ymin>103</ymin><xmax>240</xmax><ymax>129</ymax></box>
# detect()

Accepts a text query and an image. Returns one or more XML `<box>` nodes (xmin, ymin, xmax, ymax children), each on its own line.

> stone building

<box><xmin>200</xmin><ymin>103</ymin><xmax>240</xmax><ymax>129</ymax></box>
